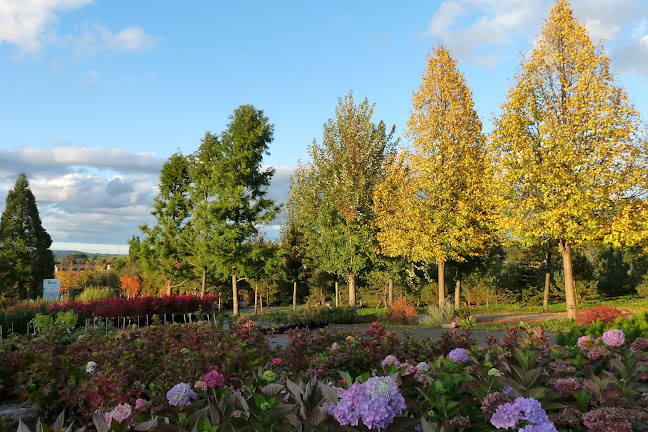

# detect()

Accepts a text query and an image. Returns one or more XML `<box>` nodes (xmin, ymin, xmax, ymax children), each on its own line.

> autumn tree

<box><xmin>0</xmin><ymin>173</ymin><xmax>55</xmax><ymax>299</ymax></box>
<box><xmin>374</xmin><ymin>45</ymin><xmax>492</xmax><ymax>308</ymax></box>
<box><xmin>138</xmin><ymin>153</ymin><xmax>196</xmax><ymax>295</ymax></box>
<box><xmin>287</xmin><ymin>92</ymin><xmax>397</xmax><ymax>308</ymax></box>
<box><xmin>491</xmin><ymin>0</ymin><xmax>646</xmax><ymax>319</ymax></box>
<box><xmin>120</xmin><ymin>275</ymin><xmax>142</xmax><ymax>298</ymax></box>
<box><xmin>191</xmin><ymin>105</ymin><xmax>279</xmax><ymax>316</ymax></box>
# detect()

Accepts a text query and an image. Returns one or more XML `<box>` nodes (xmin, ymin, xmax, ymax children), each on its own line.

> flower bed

<box><xmin>5</xmin><ymin>319</ymin><xmax>648</xmax><ymax>431</ymax></box>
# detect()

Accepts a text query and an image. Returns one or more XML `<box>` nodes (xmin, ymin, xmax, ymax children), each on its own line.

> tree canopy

<box><xmin>287</xmin><ymin>91</ymin><xmax>397</xmax><ymax>308</ymax></box>
<box><xmin>0</xmin><ymin>173</ymin><xmax>54</xmax><ymax>299</ymax></box>
<box><xmin>491</xmin><ymin>0</ymin><xmax>647</xmax><ymax>319</ymax></box>
<box><xmin>374</xmin><ymin>45</ymin><xmax>492</xmax><ymax>307</ymax></box>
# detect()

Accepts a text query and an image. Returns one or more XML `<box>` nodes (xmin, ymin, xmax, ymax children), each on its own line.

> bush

<box><xmin>76</xmin><ymin>287</ymin><xmax>117</xmax><ymax>302</ymax></box>
<box><xmin>636</xmin><ymin>277</ymin><xmax>648</xmax><ymax>298</ymax></box>
<box><xmin>385</xmin><ymin>298</ymin><xmax>418</xmax><ymax>325</ymax></box>
<box><xmin>419</xmin><ymin>303</ymin><xmax>455</xmax><ymax>327</ymax></box>
<box><xmin>575</xmin><ymin>305</ymin><xmax>625</xmax><ymax>325</ymax></box>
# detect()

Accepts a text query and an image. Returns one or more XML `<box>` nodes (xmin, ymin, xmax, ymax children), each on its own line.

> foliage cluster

<box><xmin>7</xmin><ymin>320</ymin><xmax>272</xmax><ymax>419</ymax></box>
<box><xmin>575</xmin><ymin>305</ymin><xmax>625</xmax><ymax>326</ymax></box>
<box><xmin>7</xmin><ymin>320</ymin><xmax>648</xmax><ymax>431</ymax></box>
<box><xmin>557</xmin><ymin>311</ymin><xmax>648</xmax><ymax>347</ymax></box>
<box><xmin>384</xmin><ymin>298</ymin><xmax>419</xmax><ymax>325</ymax></box>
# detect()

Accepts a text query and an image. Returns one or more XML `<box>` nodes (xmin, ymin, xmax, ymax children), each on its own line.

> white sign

<box><xmin>43</xmin><ymin>279</ymin><xmax>61</xmax><ymax>301</ymax></box>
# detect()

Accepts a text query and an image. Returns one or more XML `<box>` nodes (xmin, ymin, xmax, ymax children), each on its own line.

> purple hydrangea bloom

<box><xmin>166</xmin><ymin>383</ymin><xmax>197</xmax><ymax>406</ymax></box>
<box><xmin>447</xmin><ymin>348</ymin><xmax>469</xmax><ymax>363</ymax></box>
<box><xmin>329</xmin><ymin>376</ymin><xmax>405</xmax><ymax>430</ymax></box>
<box><xmin>490</xmin><ymin>397</ymin><xmax>557</xmax><ymax>431</ymax></box>
<box><xmin>381</xmin><ymin>355</ymin><xmax>401</xmax><ymax>368</ymax></box>
<box><xmin>491</xmin><ymin>401</ymin><xmax>522</xmax><ymax>429</ymax></box>
<box><xmin>602</xmin><ymin>329</ymin><xmax>625</xmax><ymax>347</ymax></box>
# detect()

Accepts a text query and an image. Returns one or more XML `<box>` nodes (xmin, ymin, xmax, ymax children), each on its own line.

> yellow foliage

<box><xmin>374</xmin><ymin>44</ymin><xmax>493</xmax><ymax>264</ymax></box>
<box><xmin>491</xmin><ymin>0</ymin><xmax>646</xmax><ymax>248</ymax></box>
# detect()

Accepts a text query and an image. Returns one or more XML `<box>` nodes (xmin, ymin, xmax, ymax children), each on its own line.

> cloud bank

<box><xmin>0</xmin><ymin>145</ymin><xmax>294</xmax><ymax>251</ymax></box>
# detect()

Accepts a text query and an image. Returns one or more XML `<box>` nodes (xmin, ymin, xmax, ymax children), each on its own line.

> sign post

<box><xmin>43</xmin><ymin>279</ymin><xmax>61</xmax><ymax>301</ymax></box>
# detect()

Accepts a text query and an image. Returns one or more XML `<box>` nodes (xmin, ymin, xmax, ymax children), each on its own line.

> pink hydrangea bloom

<box><xmin>203</xmin><ymin>370</ymin><xmax>225</xmax><ymax>388</ymax></box>
<box><xmin>602</xmin><ymin>329</ymin><xmax>625</xmax><ymax>347</ymax></box>
<box><xmin>577</xmin><ymin>335</ymin><xmax>593</xmax><ymax>350</ymax></box>
<box><xmin>272</xmin><ymin>358</ymin><xmax>282</xmax><ymax>365</ymax></box>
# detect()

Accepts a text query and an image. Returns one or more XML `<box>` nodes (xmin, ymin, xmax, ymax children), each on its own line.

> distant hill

<box><xmin>52</xmin><ymin>250</ymin><xmax>127</xmax><ymax>259</ymax></box>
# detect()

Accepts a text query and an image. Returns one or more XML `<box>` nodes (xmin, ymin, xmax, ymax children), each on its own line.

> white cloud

<box><xmin>425</xmin><ymin>0</ymin><xmax>547</xmax><ymax>66</ymax></box>
<box><xmin>425</xmin><ymin>0</ymin><xmax>648</xmax><ymax>74</ymax></box>
<box><xmin>72</xmin><ymin>24</ymin><xmax>160</xmax><ymax>59</ymax></box>
<box><xmin>0</xmin><ymin>0</ymin><xmax>93</xmax><ymax>55</ymax></box>
<box><xmin>0</xmin><ymin>0</ymin><xmax>158</xmax><ymax>59</ymax></box>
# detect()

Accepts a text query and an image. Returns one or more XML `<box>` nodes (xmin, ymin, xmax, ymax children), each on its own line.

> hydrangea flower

<box><xmin>166</xmin><ymin>383</ymin><xmax>197</xmax><ymax>406</ymax></box>
<box><xmin>329</xmin><ymin>376</ymin><xmax>405</xmax><ymax>430</ymax></box>
<box><xmin>194</xmin><ymin>380</ymin><xmax>208</xmax><ymax>391</ymax></box>
<box><xmin>490</xmin><ymin>397</ymin><xmax>557</xmax><ymax>431</ymax></box>
<box><xmin>602</xmin><ymin>329</ymin><xmax>625</xmax><ymax>347</ymax></box>
<box><xmin>577</xmin><ymin>335</ymin><xmax>593</xmax><ymax>350</ymax></box>
<box><xmin>203</xmin><ymin>370</ymin><xmax>225</xmax><ymax>388</ymax></box>
<box><xmin>272</xmin><ymin>357</ymin><xmax>282</xmax><ymax>365</ymax></box>
<box><xmin>135</xmin><ymin>398</ymin><xmax>147</xmax><ymax>411</ymax></box>
<box><xmin>447</xmin><ymin>348</ymin><xmax>469</xmax><ymax>363</ymax></box>
<box><xmin>381</xmin><ymin>355</ymin><xmax>401</xmax><ymax>368</ymax></box>
<box><xmin>85</xmin><ymin>361</ymin><xmax>97</xmax><ymax>374</ymax></box>
<box><xmin>261</xmin><ymin>370</ymin><xmax>277</xmax><ymax>382</ymax></box>
<box><xmin>331</xmin><ymin>342</ymin><xmax>339</xmax><ymax>351</ymax></box>
<box><xmin>416</xmin><ymin>362</ymin><xmax>430</xmax><ymax>372</ymax></box>
<box><xmin>110</xmin><ymin>403</ymin><xmax>132</xmax><ymax>423</ymax></box>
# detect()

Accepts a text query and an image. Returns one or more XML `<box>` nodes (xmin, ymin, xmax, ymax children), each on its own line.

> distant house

<box><xmin>54</xmin><ymin>258</ymin><xmax>95</xmax><ymax>273</ymax></box>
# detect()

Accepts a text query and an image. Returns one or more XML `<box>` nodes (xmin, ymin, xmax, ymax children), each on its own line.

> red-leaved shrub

<box><xmin>385</xmin><ymin>298</ymin><xmax>418</xmax><ymax>325</ymax></box>
<box><xmin>575</xmin><ymin>305</ymin><xmax>625</xmax><ymax>325</ymax></box>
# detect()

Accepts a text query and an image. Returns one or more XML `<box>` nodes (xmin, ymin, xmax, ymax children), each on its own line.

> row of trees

<box><xmin>286</xmin><ymin>0</ymin><xmax>647</xmax><ymax>319</ymax></box>
<box><xmin>134</xmin><ymin>0</ymin><xmax>647</xmax><ymax>319</ymax></box>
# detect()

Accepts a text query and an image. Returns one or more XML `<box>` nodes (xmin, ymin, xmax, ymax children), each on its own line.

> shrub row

<box><xmin>0</xmin><ymin>295</ymin><xmax>220</xmax><ymax>337</ymax></box>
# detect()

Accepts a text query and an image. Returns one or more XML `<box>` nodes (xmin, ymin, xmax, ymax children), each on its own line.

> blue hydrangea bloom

<box><xmin>166</xmin><ymin>383</ymin><xmax>197</xmax><ymax>406</ymax></box>
<box><xmin>447</xmin><ymin>348</ymin><xmax>469</xmax><ymax>363</ymax></box>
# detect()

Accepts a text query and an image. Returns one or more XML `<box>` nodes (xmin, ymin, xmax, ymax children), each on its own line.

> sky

<box><xmin>1</xmin><ymin>0</ymin><xmax>647</xmax><ymax>254</ymax></box>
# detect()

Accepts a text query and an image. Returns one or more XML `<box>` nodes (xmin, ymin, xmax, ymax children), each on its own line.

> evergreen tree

<box><xmin>287</xmin><ymin>92</ymin><xmax>397</xmax><ymax>308</ymax></box>
<box><xmin>0</xmin><ymin>173</ymin><xmax>54</xmax><ymax>299</ymax></box>
<box><xmin>491</xmin><ymin>0</ymin><xmax>646</xmax><ymax>319</ymax></box>
<box><xmin>191</xmin><ymin>105</ymin><xmax>279</xmax><ymax>316</ymax></box>
<box><xmin>138</xmin><ymin>153</ymin><xmax>196</xmax><ymax>295</ymax></box>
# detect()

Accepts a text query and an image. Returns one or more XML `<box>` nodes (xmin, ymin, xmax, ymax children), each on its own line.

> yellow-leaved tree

<box><xmin>491</xmin><ymin>0</ymin><xmax>646</xmax><ymax>319</ymax></box>
<box><xmin>374</xmin><ymin>44</ymin><xmax>492</xmax><ymax>308</ymax></box>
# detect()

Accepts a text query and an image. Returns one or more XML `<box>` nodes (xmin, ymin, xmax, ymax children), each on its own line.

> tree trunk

<box><xmin>254</xmin><ymin>280</ymin><xmax>259</xmax><ymax>315</ymax></box>
<box><xmin>454</xmin><ymin>267</ymin><xmax>462</xmax><ymax>310</ymax></box>
<box><xmin>232</xmin><ymin>274</ymin><xmax>239</xmax><ymax>317</ymax></box>
<box><xmin>166</xmin><ymin>280</ymin><xmax>172</xmax><ymax>296</ymax></box>
<box><xmin>559</xmin><ymin>240</ymin><xmax>577</xmax><ymax>320</ymax></box>
<box><xmin>348</xmin><ymin>273</ymin><xmax>356</xmax><ymax>309</ymax></box>
<box><xmin>438</xmin><ymin>261</ymin><xmax>445</xmax><ymax>307</ymax></box>
<box><xmin>292</xmin><ymin>281</ymin><xmax>297</xmax><ymax>311</ymax></box>
<box><xmin>200</xmin><ymin>268</ymin><xmax>206</xmax><ymax>298</ymax></box>
<box><xmin>388</xmin><ymin>279</ymin><xmax>394</xmax><ymax>306</ymax></box>
<box><xmin>335</xmin><ymin>281</ymin><xmax>339</xmax><ymax>307</ymax></box>
<box><xmin>543</xmin><ymin>250</ymin><xmax>552</xmax><ymax>313</ymax></box>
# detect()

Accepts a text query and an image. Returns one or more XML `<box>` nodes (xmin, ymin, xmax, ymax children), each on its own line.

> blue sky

<box><xmin>1</xmin><ymin>0</ymin><xmax>647</xmax><ymax>254</ymax></box>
